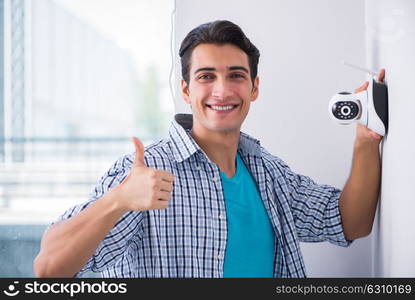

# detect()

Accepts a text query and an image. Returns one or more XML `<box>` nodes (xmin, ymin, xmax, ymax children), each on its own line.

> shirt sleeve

<box><xmin>270</xmin><ymin>154</ymin><xmax>352</xmax><ymax>247</ymax></box>
<box><xmin>50</xmin><ymin>154</ymin><xmax>143</xmax><ymax>277</ymax></box>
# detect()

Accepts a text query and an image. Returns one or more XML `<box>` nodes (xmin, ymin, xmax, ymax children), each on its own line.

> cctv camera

<box><xmin>328</xmin><ymin>79</ymin><xmax>388</xmax><ymax>136</ymax></box>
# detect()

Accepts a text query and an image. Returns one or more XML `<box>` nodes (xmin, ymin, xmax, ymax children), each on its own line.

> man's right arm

<box><xmin>33</xmin><ymin>137</ymin><xmax>175</xmax><ymax>277</ymax></box>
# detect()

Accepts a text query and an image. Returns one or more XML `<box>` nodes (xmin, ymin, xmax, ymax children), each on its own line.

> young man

<box><xmin>34</xmin><ymin>20</ymin><xmax>383</xmax><ymax>278</ymax></box>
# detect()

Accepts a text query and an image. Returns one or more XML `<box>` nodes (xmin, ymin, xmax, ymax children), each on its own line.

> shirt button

<box><xmin>218</xmin><ymin>214</ymin><xmax>226</xmax><ymax>220</ymax></box>
<box><xmin>217</xmin><ymin>254</ymin><xmax>223</xmax><ymax>260</ymax></box>
<box><xmin>195</xmin><ymin>165</ymin><xmax>201</xmax><ymax>171</ymax></box>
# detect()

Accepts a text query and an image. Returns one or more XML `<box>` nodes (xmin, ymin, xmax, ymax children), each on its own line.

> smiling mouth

<box><xmin>206</xmin><ymin>104</ymin><xmax>239</xmax><ymax>111</ymax></box>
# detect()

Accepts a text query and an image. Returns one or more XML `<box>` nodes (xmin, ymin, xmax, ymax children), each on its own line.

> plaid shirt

<box><xmin>55</xmin><ymin>114</ymin><xmax>351</xmax><ymax>278</ymax></box>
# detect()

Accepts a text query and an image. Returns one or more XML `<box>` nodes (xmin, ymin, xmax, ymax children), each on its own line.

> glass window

<box><xmin>0</xmin><ymin>0</ymin><xmax>174</xmax><ymax>277</ymax></box>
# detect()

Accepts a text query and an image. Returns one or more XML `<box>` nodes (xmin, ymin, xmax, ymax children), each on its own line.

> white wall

<box><xmin>366</xmin><ymin>0</ymin><xmax>415</xmax><ymax>277</ymax></box>
<box><xmin>174</xmin><ymin>0</ymin><xmax>372</xmax><ymax>277</ymax></box>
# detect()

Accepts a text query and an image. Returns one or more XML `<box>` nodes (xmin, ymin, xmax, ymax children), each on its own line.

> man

<box><xmin>34</xmin><ymin>20</ymin><xmax>383</xmax><ymax>278</ymax></box>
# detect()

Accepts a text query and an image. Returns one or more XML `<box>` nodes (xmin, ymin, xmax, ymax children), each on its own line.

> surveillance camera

<box><xmin>328</xmin><ymin>79</ymin><xmax>388</xmax><ymax>136</ymax></box>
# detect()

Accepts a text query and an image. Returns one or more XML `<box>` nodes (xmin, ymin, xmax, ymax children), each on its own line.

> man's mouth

<box><xmin>206</xmin><ymin>104</ymin><xmax>239</xmax><ymax>112</ymax></box>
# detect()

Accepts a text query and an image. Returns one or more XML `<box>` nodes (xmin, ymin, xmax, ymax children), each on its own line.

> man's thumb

<box><xmin>132</xmin><ymin>137</ymin><xmax>146</xmax><ymax>167</ymax></box>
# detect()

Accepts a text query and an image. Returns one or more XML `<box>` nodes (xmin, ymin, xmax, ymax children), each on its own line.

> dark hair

<box><xmin>179</xmin><ymin>20</ymin><xmax>260</xmax><ymax>85</ymax></box>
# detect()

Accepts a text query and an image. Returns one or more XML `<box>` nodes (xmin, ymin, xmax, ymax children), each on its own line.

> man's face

<box><xmin>181</xmin><ymin>43</ymin><xmax>259</xmax><ymax>134</ymax></box>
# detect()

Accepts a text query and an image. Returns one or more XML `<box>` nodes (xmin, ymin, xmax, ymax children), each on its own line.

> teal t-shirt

<box><xmin>220</xmin><ymin>152</ymin><xmax>275</xmax><ymax>278</ymax></box>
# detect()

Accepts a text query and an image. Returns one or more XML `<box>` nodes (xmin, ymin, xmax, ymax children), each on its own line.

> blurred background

<box><xmin>0</xmin><ymin>0</ymin><xmax>174</xmax><ymax>277</ymax></box>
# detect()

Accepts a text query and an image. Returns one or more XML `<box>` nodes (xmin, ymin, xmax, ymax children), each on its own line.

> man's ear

<box><xmin>251</xmin><ymin>76</ymin><xmax>259</xmax><ymax>102</ymax></box>
<box><xmin>181</xmin><ymin>79</ymin><xmax>191</xmax><ymax>104</ymax></box>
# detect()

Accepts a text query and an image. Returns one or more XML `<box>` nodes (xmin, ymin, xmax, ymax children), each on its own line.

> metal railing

<box><xmin>0</xmin><ymin>137</ymin><xmax>153</xmax><ymax>208</ymax></box>
<box><xmin>0</xmin><ymin>137</ymin><xmax>135</xmax><ymax>162</ymax></box>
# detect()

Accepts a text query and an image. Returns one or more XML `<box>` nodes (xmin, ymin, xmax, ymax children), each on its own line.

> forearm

<box><xmin>339</xmin><ymin>139</ymin><xmax>381</xmax><ymax>240</ymax></box>
<box><xmin>34</xmin><ymin>186</ymin><xmax>127</xmax><ymax>277</ymax></box>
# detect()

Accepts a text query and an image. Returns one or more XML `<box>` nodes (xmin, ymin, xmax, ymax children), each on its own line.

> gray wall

<box><xmin>174</xmin><ymin>0</ymin><xmax>372</xmax><ymax>277</ymax></box>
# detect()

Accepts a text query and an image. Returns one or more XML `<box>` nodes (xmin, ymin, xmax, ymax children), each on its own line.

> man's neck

<box><xmin>190</xmin><ymin>124</ymin><xmax>240</xmax><ymax>178</ymax></box>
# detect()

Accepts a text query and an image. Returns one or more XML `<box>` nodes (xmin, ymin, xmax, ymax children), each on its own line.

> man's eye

<box><xmin>198</xmin><ymin>74</ymin><xmax>214</xmax><ymax>80</ymax></box>
<box><xmin>230</xmin><ymin>73</ymin><xmax>245</xmax><ymax>79</ymax></box>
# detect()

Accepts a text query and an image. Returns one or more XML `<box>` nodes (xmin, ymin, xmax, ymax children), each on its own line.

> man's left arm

<box><xmin>339</xmin><ymin>69</ymin><xmax>385</xmax><ymax>241</ymax></box>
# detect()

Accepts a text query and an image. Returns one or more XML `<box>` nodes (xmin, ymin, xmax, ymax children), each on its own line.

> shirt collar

<box><xmin>169</xmin><ymin>114</ymin><xmax>262</xmax><ymax>163</ymax></box>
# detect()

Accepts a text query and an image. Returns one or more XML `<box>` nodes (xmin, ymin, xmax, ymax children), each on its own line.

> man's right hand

<box><xmin>115</xmin><ymin>137</ymin><xmax>175</xmax><ymax>212</ymax></box>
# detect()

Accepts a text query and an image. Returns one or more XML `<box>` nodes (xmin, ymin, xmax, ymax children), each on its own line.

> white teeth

<box><xmin>210</xmin><ymin>105</ymin><xmax>235</xmax><ymax>111</ymax></box>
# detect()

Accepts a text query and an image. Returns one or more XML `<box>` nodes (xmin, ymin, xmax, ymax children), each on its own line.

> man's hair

<box><xmin>179</xmin><ymin>20</ymin><xmax>260</xmax><ymax>85</ymax></box>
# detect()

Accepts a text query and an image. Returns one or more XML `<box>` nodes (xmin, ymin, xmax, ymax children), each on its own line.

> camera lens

<box><xmin>332</xmin><ymin>101</ymin><xmax>359</xmax><ymax>120</ymax></box>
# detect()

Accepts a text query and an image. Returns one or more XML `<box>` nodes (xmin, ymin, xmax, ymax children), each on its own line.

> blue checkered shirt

<box><xmin>55</xmin><ymin>114</ymin><xmax>351</xmax><ymax>278</ymax></box>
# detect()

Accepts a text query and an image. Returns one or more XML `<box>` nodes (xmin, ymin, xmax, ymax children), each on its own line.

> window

<box><xmin>0</xmin><ymin>0</ymin><xmax>174</xmax><ymax>277</ymax></box>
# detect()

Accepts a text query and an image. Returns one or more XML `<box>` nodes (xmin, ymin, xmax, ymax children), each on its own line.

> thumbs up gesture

<box><xmin>115</xmin><ymin>137</ymin><xmax>175</xmax><ymax>212</ymax></box>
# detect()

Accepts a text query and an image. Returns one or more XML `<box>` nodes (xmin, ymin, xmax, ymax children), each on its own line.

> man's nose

<box><xmin>211</xmin><ymin>79</ymin><xmax>234</xmax><ymax>99</ymax></box>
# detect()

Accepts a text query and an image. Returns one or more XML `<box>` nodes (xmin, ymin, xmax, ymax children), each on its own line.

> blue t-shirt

<box><xmin>220</xmin><ymin>152</ymin><xmax>275</xmax><ymax>278</ymax></box>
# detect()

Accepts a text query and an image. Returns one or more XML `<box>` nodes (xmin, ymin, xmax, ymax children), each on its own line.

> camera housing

<box><xmin>328</xmin><ymin>79</ymin><xmax>388</xmax><ymax>136</ymax></box>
